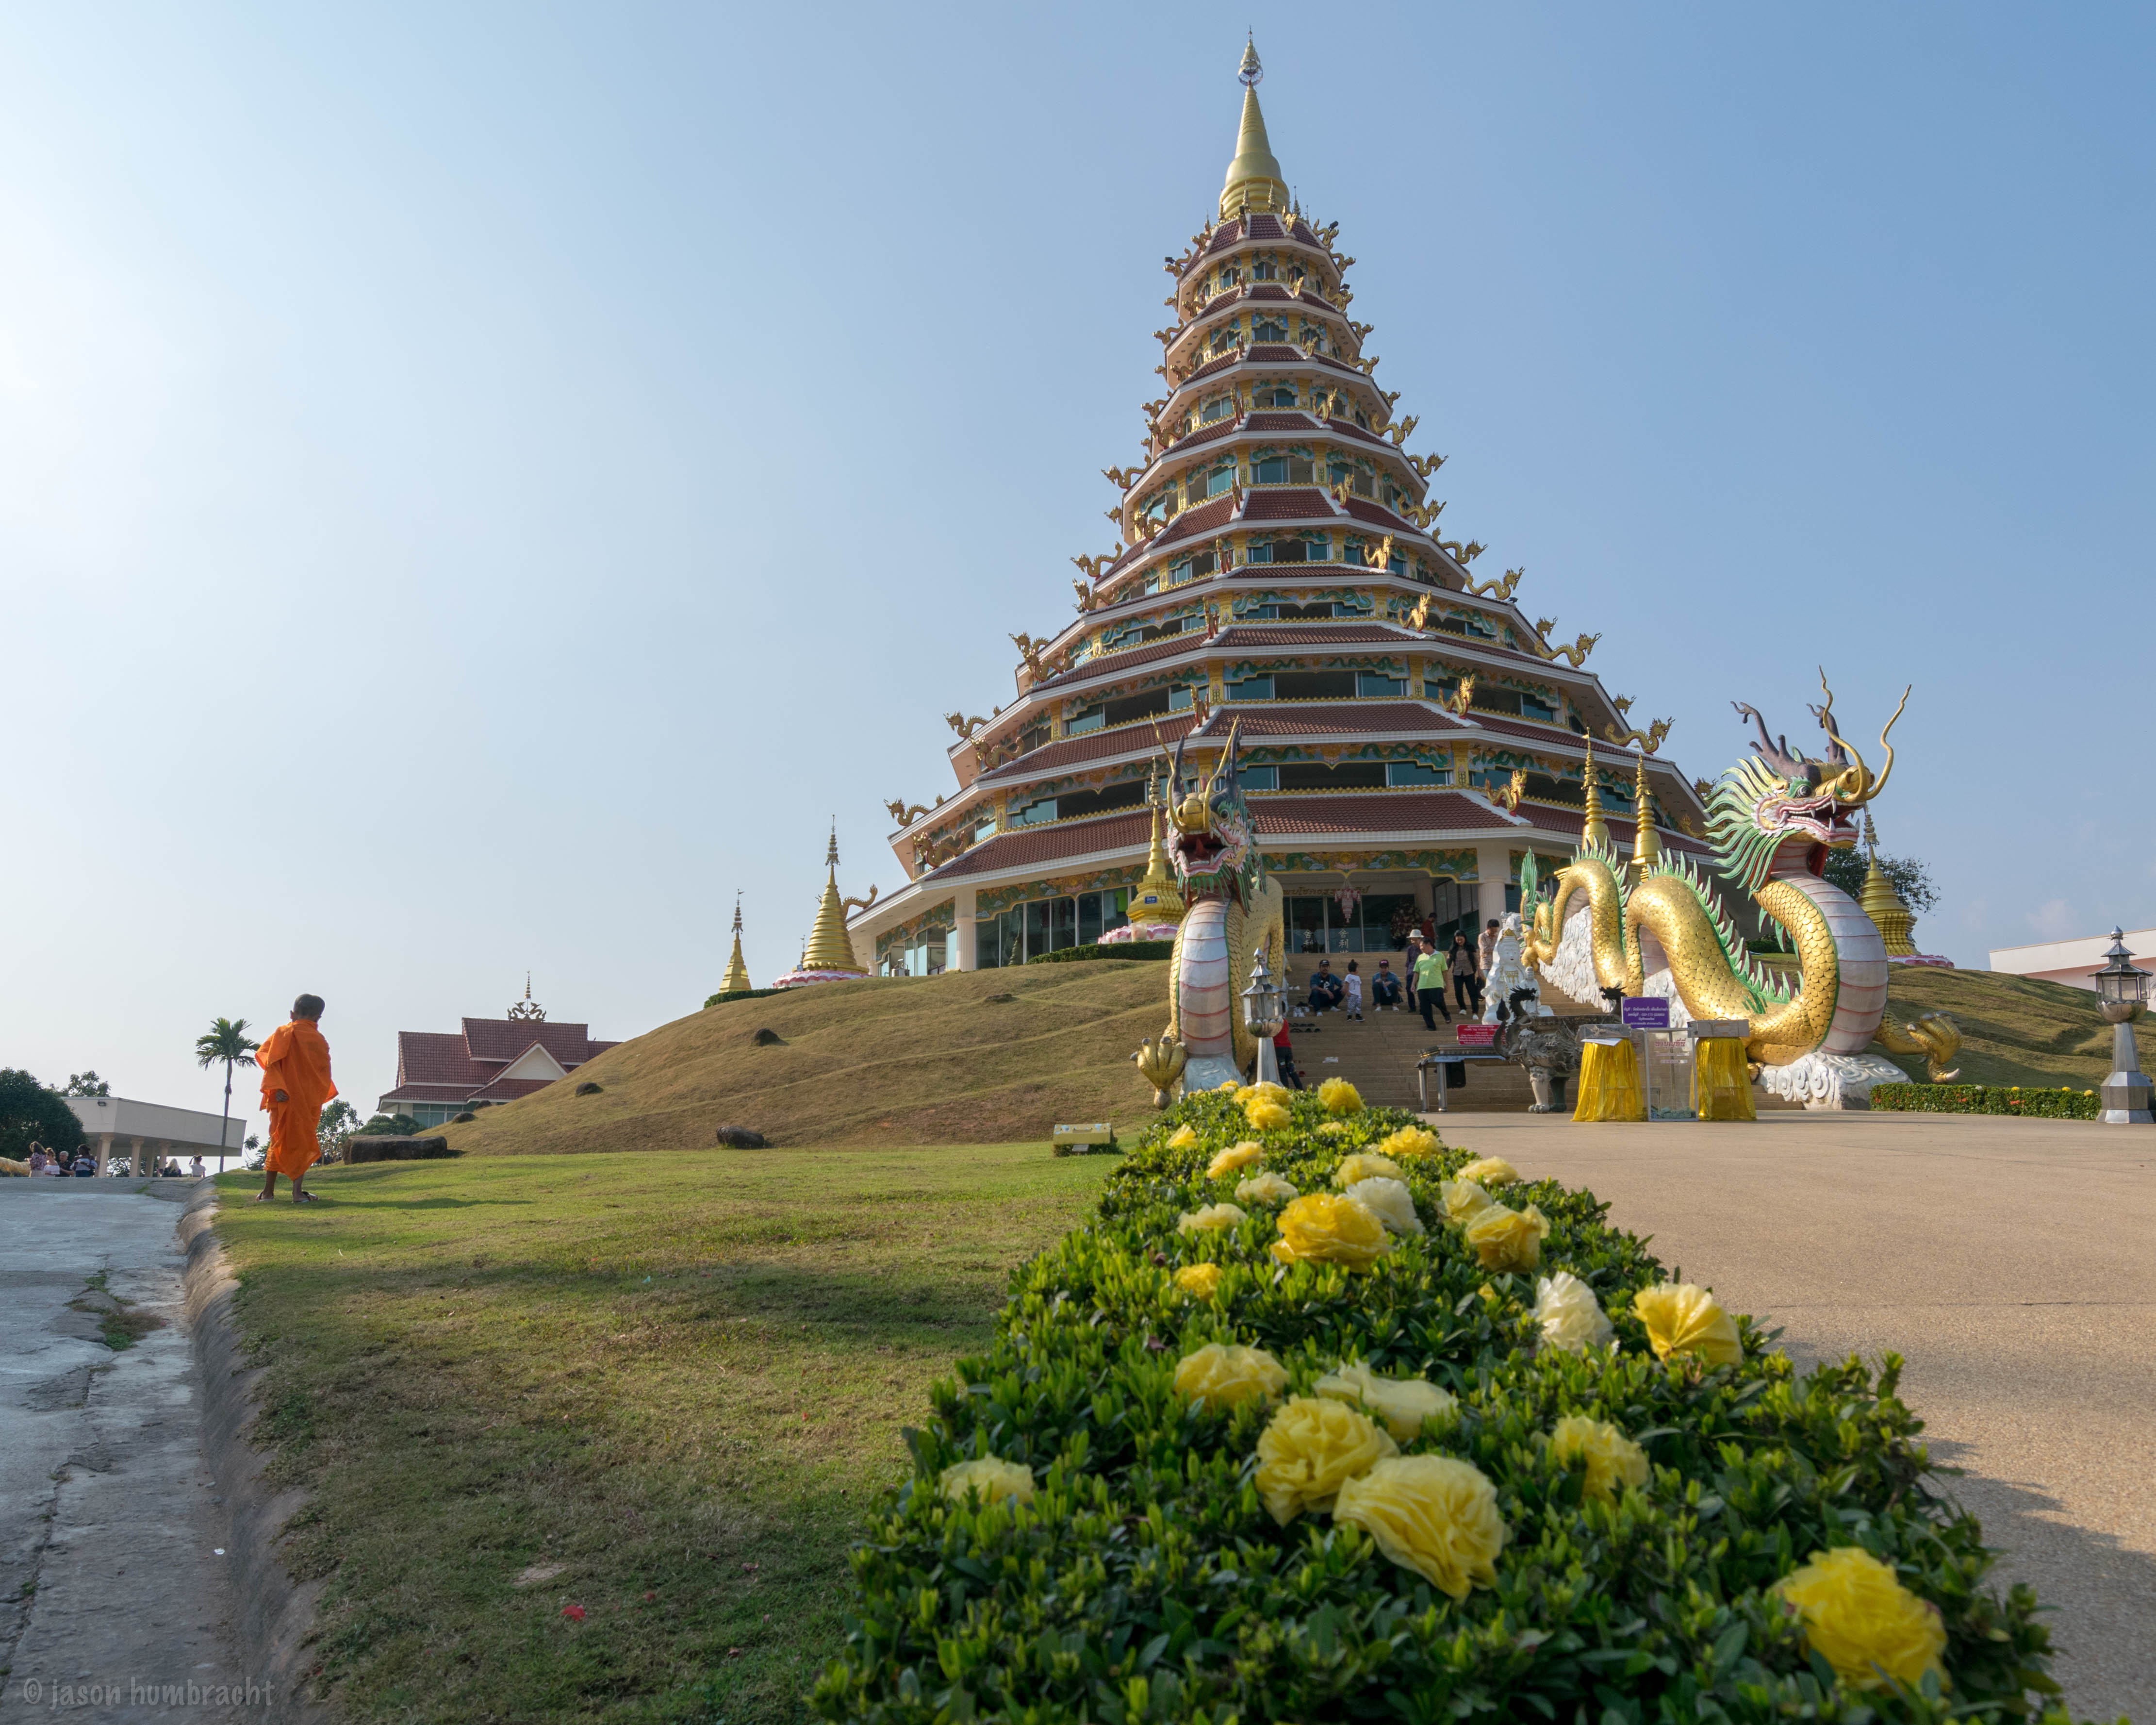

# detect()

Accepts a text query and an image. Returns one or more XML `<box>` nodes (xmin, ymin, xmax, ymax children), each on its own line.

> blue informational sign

<box><xmin>1620</xmin><ymin>995</ymin><xmax>1672</xmax><ymax>1030</ymax></box>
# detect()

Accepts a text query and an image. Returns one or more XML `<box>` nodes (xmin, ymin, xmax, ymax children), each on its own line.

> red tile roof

<box><xmin>1149</xmin><ymin>496</ymin><xmax>1235</xmax><ymax>547</ymax></box>
<box><xmin>1461</xmin><ymin>713</ymin><xmax>1604</xmax><ymax>746</ymax></box>
<box><xmin>461</xmin><ymin>1018</ymin><xmax>611</xmax><ymax>1066</ymax></box>
<box><xmin>1242</xmin><ymin>487</ymin><xmax>1332</xmax><ymax>521</ymax></box>
<box><xmin>1256</xmin><ymin>792</ymin><xmax>1510</xmax><ymax>837</ymax></box>
<box><xmin>1245</xmin><ymin>412</ymin><xmax>1317</xmax><ymax>431</ymax></box>
<box><xmin>386</xmin><ymin>1017</ymin><xmax>617</xmax><ymax>1109</ymax></box>
<box><xmin>469</xmin><ymin>1076</ymin><xmax>559</xmax><ymax>1102</ymax></box>
<box><xmin>1164</xmin><ymin>416</ymin><xmax>1243</xmax><ymax>455</ymax></box>
<box><xmin>1183</xmin><ymin>352</ymin><xmax>1242</xmax><ymax>385</ymax></box>
<box><xmin>1248</xmin><ymin>283</ymin><xmax>1294</xmax><ymax>301</ymax></box>
<box><xmin>1318</xmin><ymin>415</ymin><xmax>1389</xmax><ymax>446</ymax></box>
<box><xmin>1218</xmin><ymin>623</ymin><xmax>1413</xmax><ymax>649</ymax></box>
<box><xmin>929</xmin><ymin>809</ymin><xmax>1155</xmax><ymax>879</ymax></box>
<box><xmin>978</xmin><ymin>711</ymin><xmax>1199</xmax><ymax>784</ymax></box>
<box><xmin>1036</xmin><ymin>631</ymin><xmax>1200</xmax><ymax>690</ymax></box>
<box><xmin>1245</xmin><ymin>344</ymin><xmax>1305</xmax><ymax>363</ymax></box>
<box><xmin>1338</xmin><ymin>496</ymin><xmax>1412</xmax><ymax>530</ymax></box>
<box><xmin>1195</xmin><ymin>702</ymin><xmax>1468</xmax><ymax>737</ymax></box>
<box><xmin>393</xmin><ymin>1031</ymin><xmax>490</xmax><ymax>1089</ymax></box>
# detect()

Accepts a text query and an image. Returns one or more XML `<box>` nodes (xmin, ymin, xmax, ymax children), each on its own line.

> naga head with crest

<box><xmin>1155</xmin><ymin>718</ymin><xmax>1266</xmax><ymax>908</ymax></box>
<box><xmin>1710</xmin><ymin>670</ymin><xmax>1910</xmax><ymax>893</ymax></box>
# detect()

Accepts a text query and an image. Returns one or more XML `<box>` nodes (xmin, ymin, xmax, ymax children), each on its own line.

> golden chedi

<box><xmin>719</xmin><ymin>896</ymin><xmax>753</xmax><ymax>995</ymax></box>
<box><xmin>774</xmin><ymin>829</ymin><xmax>870</xmax><ymax>988</ymax></box>
<box><xmin>1858</xmin><ymin>813</ymin><xmax>1919</xmax><ymax>958</ymax></box>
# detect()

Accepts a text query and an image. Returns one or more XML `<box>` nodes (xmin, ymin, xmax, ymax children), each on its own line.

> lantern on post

<box><xmin>2094</xmin><ymin>928</ymin><xmax>2152</xmax><ymax>1125</ymax></box>
<box><xmin>1243</xmin><ymin>945</ymin><xmax>1286</xmax><ymax>1086</ymax></box>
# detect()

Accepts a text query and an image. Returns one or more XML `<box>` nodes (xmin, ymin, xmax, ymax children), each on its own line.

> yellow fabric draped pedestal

<box><xmin>1694</xmin><ymin>1037</ymin><xmax>1757</xmax><ymax>1121</ymax></box>
<box><xmin>1573</xmin><ymin>1039</ymin><xmax>1646</xmax><ymax>1123</ymax></box>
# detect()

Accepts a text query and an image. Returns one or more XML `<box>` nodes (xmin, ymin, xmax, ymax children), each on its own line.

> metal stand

<box><xmin>2102</xmin><ymin>1019</ymin><xmax>2153</xmax><ymax>1124</ymax></box>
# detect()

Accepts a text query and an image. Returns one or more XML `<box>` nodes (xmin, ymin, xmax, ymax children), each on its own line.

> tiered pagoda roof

<box><xmin>846</xmin><ymin>42</ymin><xmax>1713</xmax><ymax>978</ymax></box>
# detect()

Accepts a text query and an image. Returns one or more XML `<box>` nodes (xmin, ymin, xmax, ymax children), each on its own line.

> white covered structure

<box><xmin>64</xmin><ymin>1095</ymin><xmax>248</xmax><ymax>1174</ymax></box>
<box><xmin>1990</xmin><ymin>927</ymin><xmax>2156</xmax><ymax>993</ymax></box>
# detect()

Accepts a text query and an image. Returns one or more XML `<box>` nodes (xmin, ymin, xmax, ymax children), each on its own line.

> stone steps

<box><xmin>1284</xmin><ymin>1006</ymin><xmax>1539</xmax><ymax>1113</ymax></box>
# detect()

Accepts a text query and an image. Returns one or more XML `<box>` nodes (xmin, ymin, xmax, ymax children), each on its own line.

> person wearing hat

<box><xmin>1306</xmin><ymin>956</ymin><xmax>1344</xmax><ymax>1014</ymax></box>
<box><xmin>1371</xmin><ymin>957</ymin><xmax>1403</xmax><ymax>1011</ymax></box>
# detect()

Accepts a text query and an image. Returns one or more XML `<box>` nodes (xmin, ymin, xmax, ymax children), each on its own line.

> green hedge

<box><xmin>1026</xmin><ymin>940</ymin><xmax>1175</xmax><ymax>965</ymax></box>
<box><xmin>1872</xmin><ymin>1083</ymin><xmax>2100</xmax><ymax>1120</ymax></box>
<box><xmin>705</xmin><ymin>986</ymin><xmax>790</xmax><ymax>1007</ymax></box>
<box><xmin>814</xmin><ymin>1089</ymin><xmax>2086</xmax><ymax>1722</ymax></box>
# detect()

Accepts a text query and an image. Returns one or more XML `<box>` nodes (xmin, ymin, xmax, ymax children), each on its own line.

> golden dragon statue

<box><xmin>1521</xmin><ymin>674</ymin><xmax>1912</xmax><ymax>1071</ymax></box>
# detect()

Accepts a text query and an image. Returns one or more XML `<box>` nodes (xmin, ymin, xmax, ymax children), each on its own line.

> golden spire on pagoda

<box><xmin>1580</xmin><ymin>733</ymin><xmax>1610</xmax><ymax>853</ymax></box>
<box><xmin>1858</xmin><ymin>811</ymin><xmax>1920</xmax><ymax>957</ymax></box>
<box><xmin>1127</xmin><ymin>773</ymin><xmax>1187</xmax><ymax>923</ymax></box>
<box><xmin>800</xmin><ymin>825</ymin><xmax>867</xmax><ymax>975</ymax></box>
<box><xmin>1631</xmin><ymin>751</ymin><xmax>1661</xmax><ymax>871</ymax></box>
<box><xmin>1219</xmin><ymin>37</ymin><xmax>1290</xmax><ymax>220</ymax></box>
<box><xmin>720</xmin><ymin>895</ymin><xmax>752</xmax><ymax>995</ymax></box>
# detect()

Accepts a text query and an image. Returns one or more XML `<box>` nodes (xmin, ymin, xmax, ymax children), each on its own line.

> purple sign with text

<box><xmin>1619</xmin><ymin>995</ymin><xmax>1672</xmax><ymax>1029</ymax></box>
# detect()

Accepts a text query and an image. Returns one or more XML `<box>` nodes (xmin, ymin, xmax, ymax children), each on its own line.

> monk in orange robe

<box><xmin>255</xmin><ymin>994</ymin><xmax>336</xmax><ymax>1204</ymax></box>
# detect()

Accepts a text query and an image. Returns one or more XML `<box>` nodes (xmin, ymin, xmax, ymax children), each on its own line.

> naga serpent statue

<box><xmin>1520</xmin><ymin>675</ymin><xmax>1911</xmax><ymax>1086</ymax></box>
<box><xmin>1158</xmin><ymin>721</ymin><xmax>1285</xmax><ymax>1091</ymax></box>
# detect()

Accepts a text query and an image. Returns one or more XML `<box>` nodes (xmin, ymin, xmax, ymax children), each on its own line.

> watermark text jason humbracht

<box><xmin>16</xmin><ymin>1675</ymin><xmax>270</xmax><ymax>1710</ymax></box>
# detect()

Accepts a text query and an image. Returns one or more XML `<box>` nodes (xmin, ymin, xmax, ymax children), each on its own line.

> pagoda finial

<box><xmin>507</xmin><ymin>972</ymin><xmax>546</xmax><ymax>1022</ymax></box>
<box><xmin>1220</xmin><ymin>37</ymin><xmax>1289</xmax><ymax>221</ymax></box>
<box><xmin>720</xmin><ymin>893</ymin><xmax>753</xmax><ymax>995</ymax></box>
<box><xmin>825</xmin><ymin>821</ymin><xmax>839</xmax><ymax>874</ymax></box>
<box><xmin>1580</xmin><ymin>734</ymin><xmax>1610</xmax><ymax>853</ymax></box>
<box><xmin>798</xmin><ymin>827</ymin><xmax>868</xmax><ymax>977</ymax></box>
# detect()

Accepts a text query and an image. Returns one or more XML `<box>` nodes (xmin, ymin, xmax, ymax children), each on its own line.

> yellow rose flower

<box><xmin>938</xmin><ymin>1456</ymin><xmax>1035</xmax><ymax>1507</ymax></box>
<box><xmin>1166</xmin><ymin>1124</ymin><xmax>1200</xmax><ymax>1150</ymax></box>
<box><xmin>1215</xmin><ymin>1079</ymin><xmax>1240</xmax><ymax>1093</ymax></box>
<box><xmin>1235</xmin><ymin>1081</ymin><xmax>1290</xmax><ymax>1107</ymax></box>
<box><xmin>1437</xmin><ymin>1178</ymin><xmax>1494</xmax><ymax>1223</ymax></box>
<box><xmin>1376</xmin><ymin>1125</ymin><xmax>1440</xmax><ymax>1160</ymax></box>
<box><xmin>1334</xmin><ymin>1152</ymin><xmax>1407</xmax><ymax>1186</ymax></box>
<box><xmin>1314</xmin><ymin>1360</ymin><xmax>1457</xmax><ymax>1441</ymax></box>
<box><xmin>1177</xmin><ymin>1201</ymin><xmax>1248</xmax><ymax>1234</ymax></box>
<box><xmin>1317</xmin><ymin>1077</ymin><xmax>1364</xmax><ymax>1114</ymax></box>
<box><xmin>1631</xmin><ymin>1282</ymin><xmax>1743</xmax><ymax>1365</ymax></box>
<box><xmin>1333</xmin><ymin>1456</ymin><xmax>1506</xmax><ymax>1600</ymax></box>
<box><xmin>1343</xmin><ymin>1176</ymin><xmax>1424</xmax><ymax>1236</ymax></box>
<box><xmin>1172</xmin><ymin>1342</ymin><xmax>1287</xmax><ymax>1409</ymax></box>
<box><xmin>1317</xmin><ymin>1120</ymin><xmax>1353</xmax><ymax>1135</ymax></box>
<box><xmin>1244</xmin><ymin>1098</ymin><xmax>1291</xmax><ymax>1133</ymax></box>
<box><xmin>1548</xmin><ymin>1414</ymin><xmax>1649</xmax><ymax>1503</ymax></box>
<box><xmin>1777</xmin><ymin>1547</ymin><xmax>1947</xmax><ymax>1691</ymax></box>
<box><xmin>1173</xmin><ymin>1262</ymin><xmax>1223</xmax><ymax>1300</ymax></box>
<box><xmin>1531</xmin><ymin>1272</ymin><xmax>1614</xmax><ymax>1353</ymax></box>
<box><xmin>1455</xmin><ymin>1155</ymin><xmax>1519</xmax><ymax>1187</ymax></box>
<box><xmin>1271</xmin><ymin>1194</ymin><xmax>1391</xmax><ymax>1269</ymax></box>
<box><xmin>1206</xmin><ymin>1140</ymin><xmax>1265</xmax><ymax>1179</ymax></box>
<box><xmin>1461</xmin><ymin>1202</ymin><xmax>1549</xmax><ymax>1272</ymax></box>
<box><xmin>1253</xmin><ymin>1395</ymin><xmax>1397</xmax><ymax>1524</ymax></box>
<box><xmin>1235</xmin><ymin>1171</ymin><xmax>1299</xmax><ymax>1207</ymax></box>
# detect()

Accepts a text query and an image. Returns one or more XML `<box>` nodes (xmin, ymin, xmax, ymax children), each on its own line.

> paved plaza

<box><xmin>1434</xmin><ymin>1110</ymin><xmax>2155</xmax><ymax>1720</ymax></box>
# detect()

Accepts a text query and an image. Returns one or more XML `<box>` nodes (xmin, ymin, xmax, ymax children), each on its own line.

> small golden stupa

<box><xmin>1858</xmin><ymin>812</ymin><xmax>1920</xmax><ymax>958</ymax></box>
<box><xmin>774</xmin><ymin>828</ymin><xmax>869</xmax><ymax>987</ymax></box>
<box><xmin>719</xmin><ymin>895</ymin><xmax>752</xmax><ymax>995</ymax></box>
<box><xmin>1630</xmin><ymin>751</ymin><xmax>1661</xmax><ymax>872</ymax></box>
<box><xmin>1125</xmin><ymin>775</ymin><xmax>1186</xmax><ymax>925</ymax></box>
<box><xmin>1580</xmin><ymin>734</ymin><xmax>1611</xmax><ymax>853</ymax></box>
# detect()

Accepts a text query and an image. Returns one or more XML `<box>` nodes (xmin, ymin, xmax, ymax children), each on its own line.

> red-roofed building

<box><xmin>375</xmin><ymin>987</ymin><xmax>619</xmax><ymax>1125</ymax></box>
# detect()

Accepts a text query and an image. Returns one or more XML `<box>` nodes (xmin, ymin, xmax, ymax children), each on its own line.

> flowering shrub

<box><xmin>815</xmin><ymin>1089</ymin><xmax>2089</xmax><ymax>1722</ymax></box>
<box><xmin>1873</xmin><ymin>1083</ymin><xmax>2100</xmax><ymax>1120</ymax></box>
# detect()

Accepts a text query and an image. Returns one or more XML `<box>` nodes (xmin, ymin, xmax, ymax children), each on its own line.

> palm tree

<box><xmin>195</xmin><ymin>1018</ymin><xmax>260</xmax><ymax>1173</ymax></box>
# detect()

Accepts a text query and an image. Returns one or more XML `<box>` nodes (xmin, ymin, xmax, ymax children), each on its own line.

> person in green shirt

<box><xmin>1414</xmin><ymin>945</ymin><xmax>1452</xmax><ymax>1029</ymax></box>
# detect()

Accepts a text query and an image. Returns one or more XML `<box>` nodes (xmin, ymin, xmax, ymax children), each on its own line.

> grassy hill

<box><xmin>421</xmin><ymin>960</ymin><xmax>2143</xmax><ymax>1161</ymax></box>
<box><xmin>431</xmin><ymin>960</ymin><xmax>1172</xmax><ymax>1155</ymax></box>
<box><xmin>1875</xmin><ymin>964</ymin><xmax>2151</xmax><ymax>1090</ymax></box>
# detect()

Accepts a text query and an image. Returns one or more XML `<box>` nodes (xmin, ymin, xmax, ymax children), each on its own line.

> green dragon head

<box><xmin>1709</xmin><ymin>676</ymin><xmax>1910</xmax><ymax>893</ymax></box>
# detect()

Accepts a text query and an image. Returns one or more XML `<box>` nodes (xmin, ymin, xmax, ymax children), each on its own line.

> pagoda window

<box><xmin>1105</xmin><ymin>686</ymin><xmax>1175</xmax><ymax>725</ymax></box>
<box><xmin>1274</xmin><ymin>669</ymin><xmax>1357</xmax><ymax>700</ymax></box>
<box><xmin>1166</xmin><ymin>550</ymin><xmax>1216</xmax><ymax>585</ymax></box>
<box><xmin>1279</xmin><ymin>599</ymin><xmax>1335</xmax><ymax>618</ymax></box>
<box><xmin>1251</xmin><ymin>260</ymin><xmax>1277</xmax><ymax>281</ymax></box>
<box><xmin>1239</xmin><ymin>764</ymin><xmax>1280</xmax><ymax>791</ymax></box>
<box><xmin>1280</xmin><ymin>761</ymin><xmax>1385</xmax><ymax>791</ymax></box>
<box><xmin>1239</xmin><ymin>603</ymin><xmax>1279</xmax><ymax>618</ymax></box>
<box><xmin>1357</xmin><ymin>672</ymin><xmax>1408</xmax><ymax>697</ymax></box>
<box><xmin>1136</xmin><ymin>617</ymin><xmax>1184</xmax><ymax>644</ymax></box>
<box><xmin>1140</xmin><ymin>572</ymin><xmax>1161</xmax><ymax>596</ymax></box>
<box><xmin>1218</xmin><ymin>265</ymin><xmax>1241</xmax><ymax>288</ymax></box>
<box><xmin>1207</xmin><ymin>322</ymin><xmax>1242</xmax><ymax>358</ymax></box>
<box><xmin>1018</xmin><ymin>722</ymin><xmax>1050</xmax><ymax>754</ymax></box>
<box><xmin>1253</xmin><ymin>318</ymin><xmax>1288</xmax><ymax>342</ymax></box>
<box><xmin>1067</xmin><ymin>705</ymin><xmax>1106</xmax><ymax>736</ymax></box>
<box><xmin>1199</xmin><ymin>464</ymin><xmax>1236</xmax><ymax>499</ymax></box>
<box><xmin>1199</xmin><ymin>397</ymin><xmax>1234</xmax><ymax>425</ymax></box>
<box><xmin>1519</xmin><ymin>692</ymin><xmax>1559</xmax><ymax>723</ymax></box>
<box><xmin>1299</xmin><ymin>320</ymin><xmax>1325</xmax><ymax>349</ymax></box>
<box><xmin>1260</xmin><ymin>386</ymin><xmax>1298</xmax><ymax>408</ymax></box>
<box><xmin>1433</xmin><ymin>614</ymin><xmax>1467</xmax><ymax>636</ymax></box>
<box><xmin>1225</xmin><ymin>673</ymin><xmax>1274</xmax><ymax>701</ymax></box>
<box><xmin>1386</xmin><ymin>761</ymin><xmax>1452</xmax><ymax>787</ymax></box>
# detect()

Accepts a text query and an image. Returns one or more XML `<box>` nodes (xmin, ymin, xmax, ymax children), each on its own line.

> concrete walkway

<box><xmin>1428</xmin><ymin>1110</ymin><xmax>2155</xmax><ymax>1721</ymax></box>
<box><xmin>0</xmin><ymin>1181</ymin><xmax>247</xmax><ymax>1724</ymax></box>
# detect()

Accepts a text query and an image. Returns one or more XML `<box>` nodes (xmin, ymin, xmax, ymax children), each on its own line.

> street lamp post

<box><xmin>2094</xmin><ymin>928</ymin><xmax>2152</xmax><ymax>1125</ymax></box>
<box><xmin>1242</xmin><ymin>946</ymin><xmax>1286</xmax><ymax>1086</ymax></box>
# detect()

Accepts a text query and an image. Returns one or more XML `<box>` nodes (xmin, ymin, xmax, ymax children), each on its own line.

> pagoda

<box><xmin>773</xmin><ymin>830</ymin><xmax>869</xmax><ymax>988</ymax></box>
<box><xmin>719</xmin><ymin>896</ymin><xmax>753</xmax><ymax>995</ymax></box>
<box><xmin>847</xmin><ymin>42</ymin><xmax>1716</xmax><ymax>987</ymax></box>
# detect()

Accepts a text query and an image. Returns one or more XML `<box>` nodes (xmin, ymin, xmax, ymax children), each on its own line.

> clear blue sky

<box><xmin>4</xmin><ymin>4</ymin><xmax>2150</xmax><ymax>1130</ymax></box>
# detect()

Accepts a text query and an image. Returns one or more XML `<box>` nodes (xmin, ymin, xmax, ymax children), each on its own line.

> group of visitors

<box><xmin>1301</xmin><ymin>918</ymin><xmax>1505</xmax><ymax>1033</ymax></box>
<box><xmin>21</xmin><ymin>1145</ymin><xmax>208</xmax><ymax>1178</ymax></box>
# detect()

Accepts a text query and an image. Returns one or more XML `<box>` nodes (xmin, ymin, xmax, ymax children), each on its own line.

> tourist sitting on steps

<box><xmin>1371</xmin><ymin>959</ymin><xmax>1402</xmax><ymax>1010</ymax></box>
<box><xmin>1305</xmin><ymin>958</ymin><xmax>1344</xmax><ymax>1014</ymax></box>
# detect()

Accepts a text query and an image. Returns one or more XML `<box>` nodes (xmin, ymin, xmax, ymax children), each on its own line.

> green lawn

<box><xmin>215</xmin><ymin>1145</ymin><xmax>1114</xmax><ymax>1723</ymax></box>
